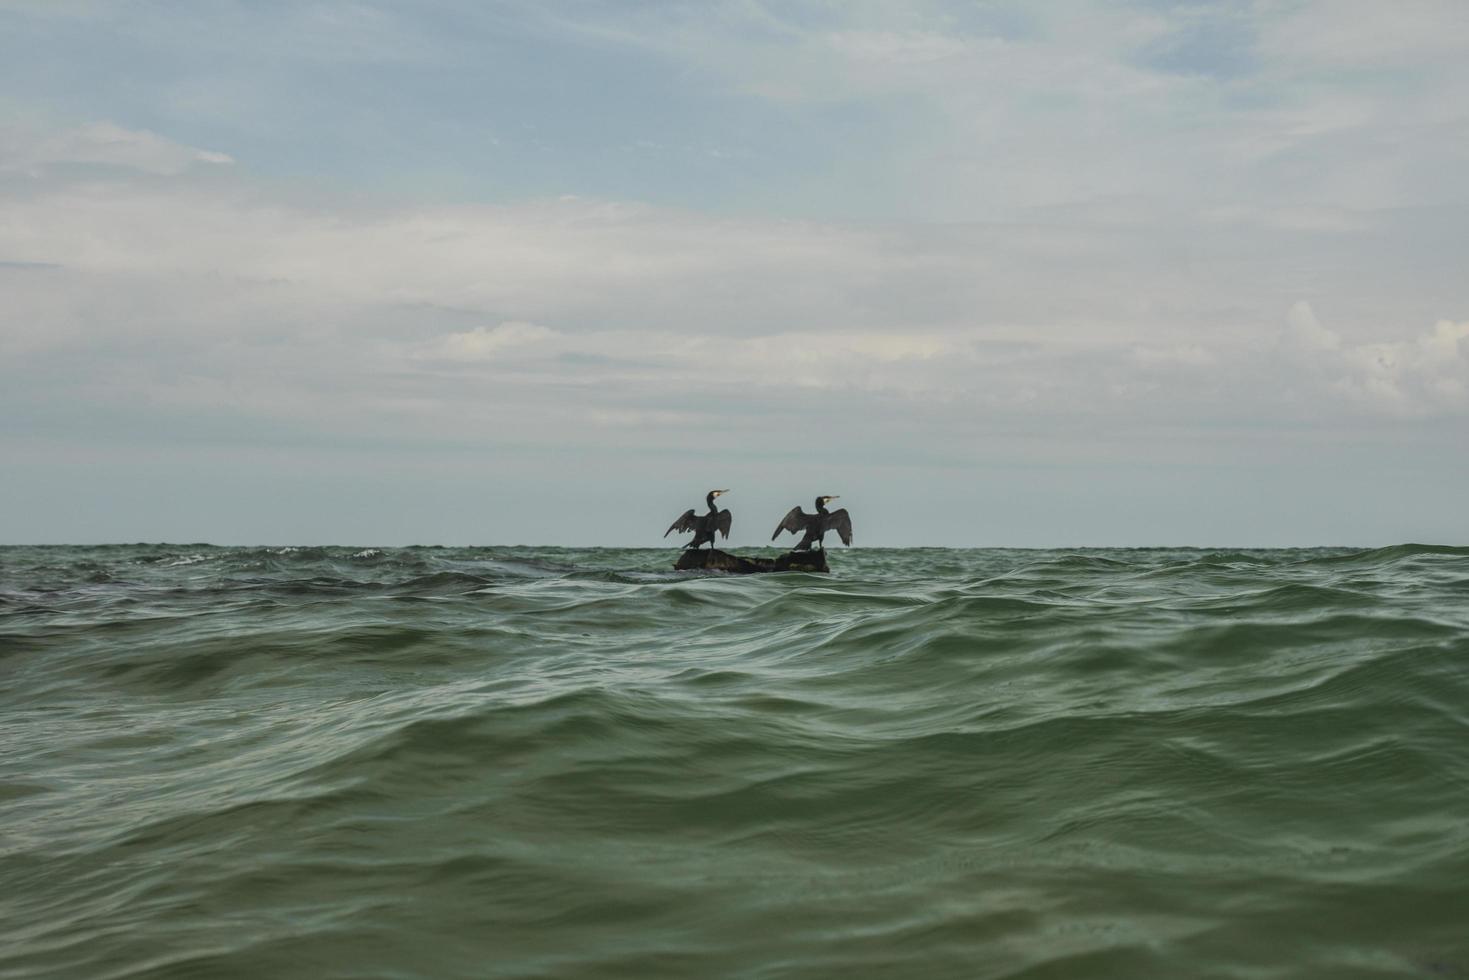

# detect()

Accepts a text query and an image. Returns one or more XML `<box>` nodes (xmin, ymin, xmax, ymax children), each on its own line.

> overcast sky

<box><xmin>3</xmin><ymin>0</ymin><xmax>1467</xmax><ymax>546</ymax></box>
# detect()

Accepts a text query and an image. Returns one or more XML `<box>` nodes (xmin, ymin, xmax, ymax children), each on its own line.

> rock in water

<box><xmin>674</xmin><ymin>549</ymin><xmax>829</xmax><ymax>574</ymax></box>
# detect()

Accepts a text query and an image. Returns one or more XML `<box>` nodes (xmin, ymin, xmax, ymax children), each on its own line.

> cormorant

<box><xmin>772</xmin><ymin>496</ymin><xmax>852</xmax><ymax>551</ymax></box>
<box><xmin>665</xmin><ymin>490</ymin><xmax>732</xmax><ymax>550</ymax></box>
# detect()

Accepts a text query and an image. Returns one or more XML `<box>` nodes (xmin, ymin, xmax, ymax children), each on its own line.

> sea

<box><xmin>3</xmin><ymin>543</ymin><xmax>1468</xmax><ymax>979</ymax></box>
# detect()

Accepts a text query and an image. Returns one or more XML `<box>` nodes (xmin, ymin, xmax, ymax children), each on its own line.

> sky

<box><xmin>2</xmin><ymin>0</ymin><xmax>1467</xmax><ymax>547</ymax></box>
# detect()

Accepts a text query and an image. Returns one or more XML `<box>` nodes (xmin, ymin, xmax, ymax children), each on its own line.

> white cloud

<box><xmin>1279</xmin><ymin>303</ymin><xmax>1469</xmax><ymax>417</ymax></box>
<box><xmin>1131</xmin><ymin>345</ymin><xmax>1216</xmax><ymax>368</ymax></box>
<box><xmin>517</xmin><ymin>0</ymin><xmax>1469</xmax><ymax>214</ymax></box>
<box><xmin>1282</xmin><ymin>301</ymin><xmax>1340</xmax><ymax>353</ymax></box>
<box><xmin>424</xmin><ymin>322</ymin><xmax>559</xmax><ymax>361</ymax></box>
<box><xmin>0</xmin><ymin>121</ymin><xmax>233</xmax><ymax>176</ymax></box>
<box><xmin>1</xmin><ymin>104</ymin><xmax>1467</xmax><ymax>531</ymax></box>
<box><xmin>825</xmin><ymin>30</ymin><xmax>970</xmax><ymax>65</ymax></box>
<box><xmin>0</xmin><ymin>3</ymin><xmax>1465</xmax><ymax>543</ymax></box>
<box><xmin>1258</xmin><ymin>0</ymin><xmax>1469</xmax><ymax>69</ymax></box>
<box><xmin>1198</xmin><ymin>205</ymin><xmax>1367</xmax><ymax>235</ymax></box>
<box><xmin>1331</xmin><ymin>319</ymin><xmax>1469</xmax><ymax>416</ymax></box>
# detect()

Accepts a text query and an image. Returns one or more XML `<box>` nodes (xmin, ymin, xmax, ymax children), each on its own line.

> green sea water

<box><xmin>3</xmin><ymin>544</ymin><xmax>1468</xmax><ymax>979</ymax></box>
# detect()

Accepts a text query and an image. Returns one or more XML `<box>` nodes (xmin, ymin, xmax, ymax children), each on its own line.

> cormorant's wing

<box><xmin>826</xmin><ymin>508</ymin><xmax>853</xmax><ymax>546</ymax></box>
<box><xmin>664</xmin><ymin>509</ymin><xmax>698</xmax><ymax>537</ymax></box>
<box><xmin>716</xmin><ymin>508</ymin><xmax>733</xmax><ymax>540</ymax></box>
<box><xmin>771</xmin><ymin>507</ymin><xmax>807</xmax><ymax>540</ymax></box>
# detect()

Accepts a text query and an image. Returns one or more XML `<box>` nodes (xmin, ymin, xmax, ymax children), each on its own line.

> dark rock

<box><xmin>673</xmin><ymin>549</ymin><xmax>830</xmax><ymax>574</ymax></box>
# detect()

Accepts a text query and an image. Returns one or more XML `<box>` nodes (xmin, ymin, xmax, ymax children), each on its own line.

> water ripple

<box><xmin>2</xmin><ymin>544</ymin><xmax>1468</xmax><ymax>978</ymax></box>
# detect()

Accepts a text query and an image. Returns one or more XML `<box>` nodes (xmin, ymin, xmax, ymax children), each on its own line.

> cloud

<box><xmin>0</xmin><ymin>121</ymin><xmax>233</xmax><ymax>176</ymax></box>
<box><xmin>825</xmin><ymin>30</ymin><xmax>970</xmax><ymax>66</ymax></box>
<box><xmin>423</xmin><ymin>321</ymin><xmax>559</xmax><ymax>361</ymax></box>
<box><xmin>510</xmin><ymin>0</ymin><xmax>1469</xmax><ymax>214</ymax></box>
<box><xmin>1283</xmin><ymin>301</ymin><xmax>1340</xmax><ymax>353</ymax></box>
<box><xmin>3</xmin><ymin>134</ymin><xmax>1467</xmax><ymax>452</ymax></box>
<box><xmin>5</xmin><ymin>0</ymin><xmax>1468</xmax><ymax>223</ymax></box>
<box><xmin>0</xmin><ymin>0</ymin><xmax>1466</xmax><ymax>542</ymax></box>
<box><xmin>1279</xmin><ymin>302</ymin><xmax>1469</xmax><ymax>417</ymax></box>
<box><xmin>1257</xmin><ymin>0</ymin><xmax>1469</xmax><ymax>70</ymax></box>
<box><xmin>1332</xmin><ymin>319</ymin><xmax>1469</xmax><ymax>416</ymax></box>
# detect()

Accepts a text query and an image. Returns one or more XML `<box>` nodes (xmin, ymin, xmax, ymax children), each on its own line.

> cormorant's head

<box><xmin>708</xmin><ymin>489</ymin><xmax>730</xmax><ymax>498</ymax></box>
<box><xmin>815</xmin><ymin>494</ymin><xmax>838</xmax><ymax>510</ymax></box>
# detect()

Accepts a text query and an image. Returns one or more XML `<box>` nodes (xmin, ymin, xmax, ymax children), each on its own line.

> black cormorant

<box><xmin>772</xmin><ymin>496</ymin><xmax>852</xmax><ymax>551</ymax></box>
<box><xmin>665</xmin><ymin>490</ymin><xmax>732</xmax><ymax>550</ymax></box>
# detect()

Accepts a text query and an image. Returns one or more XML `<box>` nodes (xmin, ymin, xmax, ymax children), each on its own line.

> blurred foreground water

<box><xmin>3</xmin><ymin>544</ymin><xmax>1468</xmax><ymax>979</ymax></box>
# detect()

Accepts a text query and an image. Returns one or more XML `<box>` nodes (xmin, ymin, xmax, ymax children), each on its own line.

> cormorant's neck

<box><xmin>706</xmin><ymin>493</ymin><xmax>718</xmax><ymax>513</ymax></box>
<box><xmin>814</xmin><ymin>498</ymin><xmax>828</xmax><ymax>514</ymax></box>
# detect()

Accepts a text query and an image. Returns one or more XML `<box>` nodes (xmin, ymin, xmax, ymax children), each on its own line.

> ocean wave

<box><xmin>3</xmin><ymin>543</ymin><xmax>1469</xmax><ymax>979</ymax></box>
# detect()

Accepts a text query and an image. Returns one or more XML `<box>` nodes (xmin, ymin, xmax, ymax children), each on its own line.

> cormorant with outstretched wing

<box><xmin>772</xmin><ymin>495</ymin><xmax>852</xmax><ymax>551</ymax></box>
<box><xmin>665</xmin><ymin>490</ymin><xmax>732</xmax><ymax>550</ymax></box>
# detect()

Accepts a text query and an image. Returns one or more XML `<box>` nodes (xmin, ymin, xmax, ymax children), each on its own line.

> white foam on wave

<box><xmin>166</xmin><ymin>554</ymin><xmax>212</xmax><ymax>567</ymax></box>
<box><xmin>352</xmin><ymin>549</ymin><xmax>383</xmax><ymax>559</ymax></box>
